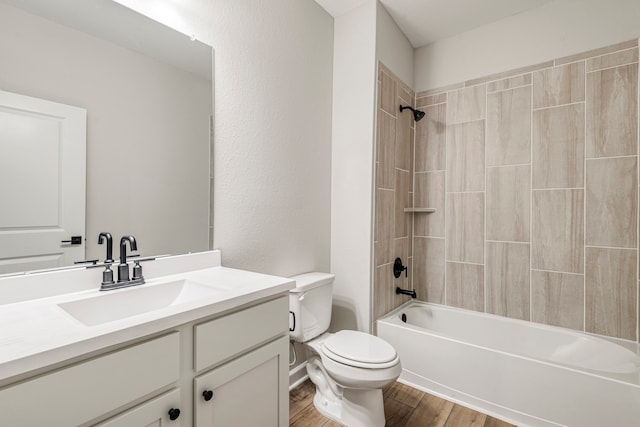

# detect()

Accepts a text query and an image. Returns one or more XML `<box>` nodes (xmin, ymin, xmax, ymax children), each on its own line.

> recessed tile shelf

<box><xmin>404</xmin><ymin>208</ymin><xmax>436</xmax><ymax>213</ymax></box>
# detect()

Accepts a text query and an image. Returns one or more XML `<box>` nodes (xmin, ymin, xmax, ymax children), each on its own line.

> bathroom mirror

<box><xmin>0</xmin><ymin>0</ymin><xmax>213</xmax><ymax>274</ymax></box>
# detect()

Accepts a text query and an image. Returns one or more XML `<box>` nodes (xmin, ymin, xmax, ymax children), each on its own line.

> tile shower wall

<box><xmin>411</xmin><ymin>39</ymin><xmax>639</xmax><ymax>341</ymax></box>
<box><xmin>373</xmin><ymin>63</ymin><xmax>416</xmax><ymax>321</ymax></box>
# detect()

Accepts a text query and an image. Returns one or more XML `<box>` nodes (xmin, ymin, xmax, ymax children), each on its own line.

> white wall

<box><xmin>376</xmin><ymin>2</ymin><xmax>414</xmax><ymax>88</ymax></box>
<box><xmin>414</xmin><ymin>0</ymin><xmax>640</xmax><ymax>91</ymax></box>
<box><xmin>330</xmin><ymin>1</ymin><xmax>377</xmax><ymax>332</ymax></box>
<box><xmin>119</xmin><ymin>0</ymin><xmax>334</xmax><ymax>277</ymax></box>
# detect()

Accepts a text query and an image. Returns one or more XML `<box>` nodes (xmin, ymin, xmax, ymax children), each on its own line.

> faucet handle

<box><xmin>101</xmin><ymin>263</ymin><xmax>115</xmax><ymax>288</ymax></box>
<box><xmin>132</xmin><ymin>260</ymin><xmax>144</xmax><ymax>281</ymax></box>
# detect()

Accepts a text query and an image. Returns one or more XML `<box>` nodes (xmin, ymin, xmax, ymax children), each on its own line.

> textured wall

<box><xmin>118</xmin><ymin>0</ymin><xmax>334</xmax><ymax>277</ymax></box>
<box><xmin>209</xmin><ymin>0</ymin><xmax>333</xmax><ymax>276</ymax></box>
<box><xmin>330</xmin><ymin>1</ymin><xmax>377</xmax><ymax>333</ymax></box>
<box><xmin>412</xmin><ymin>40</ymin><xmax>639</xmax><ymax>341</ymax></box>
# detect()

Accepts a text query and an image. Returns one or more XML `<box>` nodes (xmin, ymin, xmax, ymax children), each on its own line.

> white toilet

<box><xmin>289</xmin><ymin>272</ymin><xmax>401</xmax><ymax>427</ymax></box>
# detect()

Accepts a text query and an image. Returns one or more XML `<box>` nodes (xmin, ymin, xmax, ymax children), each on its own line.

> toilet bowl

<box><xmin>289</xmin><ymin>273</ymin><xmax>401</xmax><ymax>427</ymax></box>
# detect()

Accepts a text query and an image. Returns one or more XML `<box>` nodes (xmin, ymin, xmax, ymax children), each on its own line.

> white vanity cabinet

<box><xmin>95</xmin><ymin>389</ymin><xmax>183</xmax><ymax>427</ymax></box>
<box><xmin>193</xmin><ymin>296</ymin><xmax>289</xmax><ymax>427</ymax></box>
<box><xmin>0</xmin><ymin>333</ymin><xmax>181</xmax><ymax>426</ymax></box>
<box><xmin>0</xmin><ymin>294</ymin><xmax>290</xmax><ymax>427</ymax></box>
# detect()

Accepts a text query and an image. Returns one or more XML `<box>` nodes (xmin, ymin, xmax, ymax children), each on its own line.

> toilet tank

<box><xmin>289</xmin><ymin>272</ymin><xmax>335</xmax><ymax>343</ymax></box>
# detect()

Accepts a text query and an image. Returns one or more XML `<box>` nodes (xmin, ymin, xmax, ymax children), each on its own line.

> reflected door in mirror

<box><xmin>0</xmin><ymin>90</ymin><xmax>86</xmax><ymax>274</ymax></box>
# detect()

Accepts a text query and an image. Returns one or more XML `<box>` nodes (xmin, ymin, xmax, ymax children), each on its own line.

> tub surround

<box><xmin>374</xmin><ymin>39</ymin><xmax>640</xmax><ymax>342</ymax></box>
<box><xmin>0</xmin><ymin>250</ymin><xmax>294</xmax><ymax>384</ymax></box>
<box><xmin>373</xmin><ymin>62</ymin><xmax>417</xmax><ymax>322</ymax></box>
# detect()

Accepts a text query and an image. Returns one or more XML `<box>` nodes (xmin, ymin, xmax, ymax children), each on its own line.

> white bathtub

<box><xmin>377</xmin><ymin>301</ymin><xmax>640</xmax><ymax>427</ymax></box>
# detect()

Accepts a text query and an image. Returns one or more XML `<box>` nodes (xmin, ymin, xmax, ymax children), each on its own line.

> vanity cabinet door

<box><xmin>0</xmin><ymin>333</ymin><xmax>180</xmax><ymax>426</ymax></box>
<box><xmin>194</xmin><ymin>335</ymin><xmax>288</xmax><ymax>427</ymax></box>
<box><xmin>94</xmin><ymin>389</ymin><xmax>182</xmax><ymax>427</ymax></box>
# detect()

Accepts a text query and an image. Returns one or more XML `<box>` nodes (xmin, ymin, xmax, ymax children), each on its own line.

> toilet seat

<box><xmin>322</xmin><ymin>330</ymin><xmax>399</xmax><ymax>369</ymax></box>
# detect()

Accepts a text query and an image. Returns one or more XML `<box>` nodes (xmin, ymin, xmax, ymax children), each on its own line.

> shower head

<box><xmin>399</xmin><ymin>105</ymin><xmax>426</xmax><ymax>122</ymax></box>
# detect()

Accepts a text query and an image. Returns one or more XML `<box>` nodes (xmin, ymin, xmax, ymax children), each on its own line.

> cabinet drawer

<box><xmin>194</xmin><ymin>296</ymin><xmax>288</xmax><ymax>371</ymax></box>
<box><xmin>95</xmin><ymin>388</ymin><xmax>182</xmax><ymax>427</ymax></box>
<box><xmin>0</xmin><ymin>332</ymin><xmax>180</xmax><ymax>426</ymax></box>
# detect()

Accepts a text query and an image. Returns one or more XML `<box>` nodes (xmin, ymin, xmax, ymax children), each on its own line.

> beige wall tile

<box><xmin>486</xmin><ymin>165</ymin><xmax>530</xmax><ymax>242</ymax></box>
<box><xmin>532</xmin><ymin>103</ymin><xmax>585</xmax><ymax>189</ymax></box>
<box><xmin>447</xmin><ymin>120</ymin><xmax>485</xmax><ymax>192</ymax></box>
<box><xmin>532</xmin><ymin>62</ymin><xmax>585</xmax><ymax>109</ymax></box>
<box><xmin>446</xmin><ymin>262</ymin><xmax>484</xmax><ymax>312</ymax></box>
<box><xmin>585</xmin><ymin>157</ymin><xmax>638</xmax><ymax>248</ymax></box>
<box><xmin>555</xmin><ymin>39</ymin><xmax>638</xmax><ymax>66</ymax></box>
<box><xmin>376</xmin><ymin>111</ymin><xmax>396</xmax><ymax>189</ymax></box>
<box><xmin>395</xmin><ymin>170</ymin><xmax>410</xmax><ymax>238</ymax></box>
<box><xmin>409</xmin><ymin>127</ymin><xmax>415</xmax><ymax>181</ymax></box>
<box><xmin>532</xmin><ymin>189</ymin><xmax>584</xmax><ymax>273</ymax></box>
<box><xmin>395</xmin><ymin>100</ymin><xmax>412</xmax><ymax>171</ymax></box>
<box><xmin>414</xmin><ymin>237</ymin><xmax>445</xmax><ymax>304</ymax></box>
<box><xmin>466</xmin><ymin>61</ymin><xmax>553</xmax><ymax>87</ymax></box>
<box><xmin>416</xmin><ymin>92</ymin><xmax>447</xmax><ymax>108</ymax></box>
<box><xmin>414</xmin><ymin>171</ymin><xmax>445</xmax><ymax>238</ymax></box>
<box><xmin>487</xmin><ymin>74</ymin><xmax>531</xmax><ymax>93</ymax></box>
<box><xmin>374</xmin><ymin>262</ymin><xmax>409</xmax><ymax>320</ymax></box>
<box><xmin>446</xmin><ymin>193</ymin><xmax>484</xmax><ymax>264</ymax></box>
<box><xmin>447</xmin><ymin>85</ymin><xmax>486</xmax><ymax>124</ymax></box>
<box><xmin>394</xmin><ymin>237</ymin><xmax>410</xmax><ymax>290</ymax></box>
<box><xmin>418</xmin><ymin>82</ymin><xmax>464</xmax><ymax>98</ymax></box>
<box><xmin>586</xmin><ymin>247</ymin><xmax>637</xmax><ymax>340</ymax></box>
<box><xmin>586</xmin><ymin>63</ymin><xmax>638</xmax><ymax>158</ymax></box>
<box><xmin>375</xmin><ymin>189</ymin><xmax>395</xmax><ymax>267</ymax></box>
<box><xmin>486</xmin><ymin>86</ymin><xmax>532</xmax><ymax>166</ymax></box>
<box><xmin>398</xmin><ymin>85</ymin><xmax>412</xmax><ymax>104</ymax></box>
<box><xmin>586</xmin><ymin>47</ymin><xmax>639</xmax><ymax>72</ymax></box>
<box><xmin>415</xmin><ymin>103</ymin><xmax>446</xmax><ymax>172</ymax></box>
<box><xmin>379</xmin><ymin>70</ymin><xmax>397</xmax><ymax>117</ymax></box>
<box><xmin>531</xmin><ymin>270</ymin><xmax>584</xmax><ymax>331</ymax></box>
<box><xmin>486</xmin><ymin>242</ymin><xmax>530</xmax><ymax>320</ymax></box>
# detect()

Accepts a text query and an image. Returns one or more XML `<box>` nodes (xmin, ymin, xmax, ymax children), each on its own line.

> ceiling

<box><xmin>314</xmin><ymin>0</ymin><xmax>555</xmax><ymax>48</ymax></box>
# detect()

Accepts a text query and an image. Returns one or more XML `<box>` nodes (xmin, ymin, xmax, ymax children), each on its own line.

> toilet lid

<box><xmin>322</xmin><ymin>331</ymin><xmax>397</xmax><ymax>366</ymax></box>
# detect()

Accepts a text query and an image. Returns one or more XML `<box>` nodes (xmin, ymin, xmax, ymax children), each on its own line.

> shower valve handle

<box><xmin>393</xmin><ymin>257</ymin><xmax>407</xmax><ymax>278</ymax></box>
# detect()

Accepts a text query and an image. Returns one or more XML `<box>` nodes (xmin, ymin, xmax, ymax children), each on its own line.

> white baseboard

<box><xmin>289</xmin><ymin>361</ymin><xmax>309</xmax><ymax>391</ymax></box>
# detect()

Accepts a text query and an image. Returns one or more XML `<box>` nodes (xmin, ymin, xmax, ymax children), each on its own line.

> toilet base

<box><xmin>312</xmin><ymin>385</ymin><xmax>385</xmax><ymax>427</ymax></box>
<box><xmin>307</xmin><ymin>357</ymin><xmax>386</xmax><ymax>427</ymax></box>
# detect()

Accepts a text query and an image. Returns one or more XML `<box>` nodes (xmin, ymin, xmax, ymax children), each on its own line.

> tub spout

<box><xmin>396</xmin><ymin>287</ymin><xmax>416</xmax><ymax>298</ymax></box>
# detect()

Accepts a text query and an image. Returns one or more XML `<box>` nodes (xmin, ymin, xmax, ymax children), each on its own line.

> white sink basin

<box><xmin>58</xmin><ymin>279</ymin><xmax>228</xmax><ymax>326</ymax></box>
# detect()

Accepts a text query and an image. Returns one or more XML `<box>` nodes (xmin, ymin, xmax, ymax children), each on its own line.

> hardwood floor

<box><xmin>290</xmin><ymin>379</ymin><xmax>518</xmax><ymax>427</ymax></box>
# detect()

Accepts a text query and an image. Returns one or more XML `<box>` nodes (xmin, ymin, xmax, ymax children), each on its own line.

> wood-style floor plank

<box><xmin>383</xmin><ymin>381</ymin><xmax>424</xmax><ymax>408</ymax></box>
<box><xmin>383</xmin><ymin>397</ymin><xmax>415</xmax><ymax>427</ymax></box>
<box><xmin>484</xmin><ymin>415</ymin><xmax>519</xmax><ymax>427</ymax></box>
<box><xmin>290</xmin><ymin>379</ymin><xmax>519</xmax><ymax>427</ymax></box>
<box><xmin>404</xmin><ymin>393</ymin><xmax>454</xmax><ymax>427</ymax></box>
<box><xmin>289</xmin><ymin>379</ymin><xmax>316</xmax><ymax>419</ymax></box>
<box><xmin>444</xmin><ymin>404</ymin><xmax>487</xmax><ymax>427</ymax></box>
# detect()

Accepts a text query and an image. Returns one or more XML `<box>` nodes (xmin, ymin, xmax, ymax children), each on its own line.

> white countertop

<box><xmin>0</xmin><ymin>253</ymin><xmax>294</xmax><ymax>384</ymax></box>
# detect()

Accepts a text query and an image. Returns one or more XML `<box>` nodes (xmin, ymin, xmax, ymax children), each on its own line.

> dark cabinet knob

<box><xmin>168</xmin><ymin>408</ymin><xmax>180</xmax><ymax>421</ymax></box>
<box><xmin>203</xmin><ymin>390</ymin><xmax>214</xmax><ymax>401</ymax></box>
